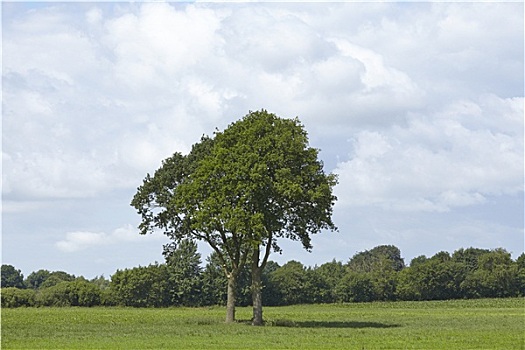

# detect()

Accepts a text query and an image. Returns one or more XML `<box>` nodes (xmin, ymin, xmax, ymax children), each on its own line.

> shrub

<box><xmin>110</xmin><ymin>264</ymin><xmax>170</xmax><ymax>307</ymax></box>
<box><xmin>1</xmin><ymin>287</ymin><xmax>36</xmax><ymax>307</ymax></box>
<box><xmin>36</xmin><ymin>280</ymin><xmax>101</xmax><ymax>307</ymax></box>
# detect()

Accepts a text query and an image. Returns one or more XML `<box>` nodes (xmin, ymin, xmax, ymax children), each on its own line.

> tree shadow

<box><xmin>268</xmin><ymin>319</ymin><xmax>401</xmax><ymax>329</ymax></box>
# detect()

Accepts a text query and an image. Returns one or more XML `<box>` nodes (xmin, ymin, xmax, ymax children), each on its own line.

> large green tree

<box><xmin>208</xmin><ymin>111</ymin><xmax>338</xmax><ymax>324</ymax></box>
<box><xmin>131</xmin><ymin>110</ymin><xmax>337</xmax><ymax>324</ymax></box>
<box><xmin>1</xmin><ymin>265</ymin><xmax>25</xmax><ymax>289</ymax></box>
<box><xmin>131</xmin><ymin>134</ymin><xmax>247</xmax><ymax>321</ymax></box>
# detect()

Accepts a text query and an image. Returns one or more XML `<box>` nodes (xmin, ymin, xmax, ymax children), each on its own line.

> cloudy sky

<box><xmin>2</xmin><ymin>1</ymin><xmax>523</xmax><ymax>279</ymax></box>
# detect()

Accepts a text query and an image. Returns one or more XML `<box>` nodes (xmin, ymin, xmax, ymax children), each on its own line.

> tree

<box><xmin>261</xmin><ymin>261</ymin><xmax>281</xmax><ymax>306</ymax></box>
<box><xmin>461</xmin><ymin>249</ymin><xmax>519</xmax><ymax>298</ymax></box>
<box><xmin>516</xmin><ymin>253</ymin><xmax>525</xmax><ymax>296</ymax></box>
<box><xmin>313</xmin><ymin>260</ymin><xmax>346</xmax><ymax>303</ymax></box>
<box><xmin>204</xmin><ymin>111</ymin><xmax>338</xmax><ymax>325</ymax></box>
<box><xmin>347</xmin><ymin>245</ymin><xmax>405</xmax><ymax>273</ymax></box>
<box><xmin>132</xmin><ymin>134</ymin><xmax>250</xmax><ymax>321</ymax></box>
<box><xmin>40</xmin><ymin>271</ymin><xmax>76</xmax><ymax>289</ymax></box>
<box><xmin>396</xmin><ymin>252</ymin><xmax>464</xmax><ymax>300</ymax></box>
<box><xmin>269</xmin><ymin>261</ymin><xmax>310</xmax><ymax>305</ymax></box>
<box><xmin>335</xmin><ymin>272</ymin><xmax>375</xmax><ymax>303</ymax></box>
<box><xmin>1</xmin><ymin>264</ymin><xmax>25</xmax><ymax>288</ymax></box>
<box><xmin>25</xmin><ymin>269</ymin><xmax>51</xmax><ymax>289</ymax></box>
<box><xmin>110</xmin><ymin>264</ymin><xmax>170</xmax><ymax>307</ymax></box>
<box><xmin>163</xmin><ymin>239</ymin><xmax>203</xmax><ymax>306</ymax></box>
<box><xmin>452</xmin><ymin>247</ymin><xmax>491</xmax><ymax>272</ymax></box>
<box><xmin>131</xmin><ymin>110</ymin><xmax>337</xmax><ymax>324</ymax></box>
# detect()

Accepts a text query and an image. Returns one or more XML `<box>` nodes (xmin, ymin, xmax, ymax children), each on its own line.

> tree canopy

<box><xmin>131</xmin><ymin>110</ymin><xmax>338</xmax><ymax>323</ymax></box>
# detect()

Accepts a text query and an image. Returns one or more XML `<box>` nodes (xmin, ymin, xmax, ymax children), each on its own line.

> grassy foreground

<box><xmin>2</xmin><ymin>298</ymin><xmax>524</xmax><ymax>349</ymax></box>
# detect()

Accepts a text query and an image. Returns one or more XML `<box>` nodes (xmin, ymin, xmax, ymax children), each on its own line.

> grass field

<box><xmin>2</xmin><ymin>298</ymin><xmax>524</xmax><ymax>349</ymax></box>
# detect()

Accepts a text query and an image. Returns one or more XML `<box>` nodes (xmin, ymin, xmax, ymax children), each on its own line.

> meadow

<box><xmin>2</xmin><ymin>298</ymin><xmax>524</xmax><ymax>349</ymax></box>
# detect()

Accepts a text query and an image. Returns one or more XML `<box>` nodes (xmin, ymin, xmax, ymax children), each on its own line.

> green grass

<box><xmin>2</xmin><ymin>298</ymin><xmax>524</xmax><ymax>349</ymax></box>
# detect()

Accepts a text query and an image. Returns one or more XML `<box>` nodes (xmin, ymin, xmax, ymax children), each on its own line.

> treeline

<box><xmin>2</xmin><ymin>243</ymin><xmax>524</xmax><ymax>308</ymax></box>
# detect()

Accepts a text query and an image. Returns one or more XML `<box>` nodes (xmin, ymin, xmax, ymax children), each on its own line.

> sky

<box><xmin>2</xmin><ymin>1</ymin><xmax>524</xmax><ymax>280</ymax></box>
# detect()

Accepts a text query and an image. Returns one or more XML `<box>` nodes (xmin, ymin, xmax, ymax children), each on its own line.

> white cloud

<box><xmin>55</xmin><ymin>224</ymin><xmax>157</xmax><ymax>253</ymax></box>
<box><xmin>334</xmin><ymin>95</ymin><xmax>524</xmax><ymax>212</ymax></box>
<box><xmin>3</xmin><ymin>2</ymin><xmax>522</xmax><ymax>206</ymax></box>
<box><xmin>2</xmin><ymin>2</ymin><xmax>523</xmax><ymax>277</ymax></box>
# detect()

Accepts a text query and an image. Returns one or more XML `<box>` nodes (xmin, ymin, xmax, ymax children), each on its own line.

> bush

<box><xmin>110</xmin><ymin>264</ymin><xmax>170</xmax><ymax>307</ymax></box>
<box><xmin>1</xmin><ymin>287</ymin><xmax>36</xmax><ymax>307</ymax></box>
<box><xmin>335</xmin><ymin>272</ymin><xmax>375</xmax><ymax>302</ymax></box>
<box><xmin>36</xmin><ymin>280</ymin><xmax>101</xmax><ymax>307</ymax></box>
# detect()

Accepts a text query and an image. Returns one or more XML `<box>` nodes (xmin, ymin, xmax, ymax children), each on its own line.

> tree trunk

<box><xmin>251</xmin><ymin>265</ymin><xmax>264</xmax><ymax>326</ymax></box>
<box><xmin>251</xmin><ymin>247</ymin><xmax>264</xmax><ymax>326</ymax></box>
<box><xmin>226</xmin><ymin>273</ymin><xmax>236</xmax><ymax>323</ymax></box>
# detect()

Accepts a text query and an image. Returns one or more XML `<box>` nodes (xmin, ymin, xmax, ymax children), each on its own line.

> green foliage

<box><xmin>460</xmin><ymin>249</ymin><xmax>519</xmax><ymax>298</ymax></box>
<box><xmin>517</xmin><ymin>253</ymin><xmax>525</xmax><ymax>296</ymax></box>
<box><xmin>311</xmin><ymin>260</ymin><xmax>345</xmax><ymax>303</ymax></box>
<box><xmin>1</xmin><ymin>288</ymin><xmax>36</xmax><ymax>307</ymax></box>
<box><xmin>40</xmin><ymin>271</ymin><xmax>76</xmax><ymax>289</ymax></box>
<box><xmin>396</xmin><ymin>253</ymin><xmax>465</xmax><ymax>301</ymax></box>
<box><xmin>347</xmin><ymin>245</ymin><xmax>405</xmax><ymax>273</ymax></box>
<box><xmin>336</xmin><ymin>272</ymin><xmax>376</xmax><ymax>302</ymax></box>
<box><xmin>23</xmin><ymin>269</ymin><xmax>74</xmax><ymax>290</ymax></box>
<box><xmin>110</xmin><ymin>264</ymin><xmax>170</xmax><ymax>307</ymax></box>
<box><xmin>90</xmin><ymin>275</ymin><xmax>111</xmax><ymax>290</ymax></box>
<box><xmin>452</xmin><ymin>247</ymin><xmax>491</xmax><ymax>271</ymax></box>
<box><xmin>36</xmin><ymin>280</ymin><xmax>101</xmax><ymax>307</ymax></box>
<box><xmin>206</xmin><ymin>110</ymin><xmax>338</xmax><ymax>252</ymax></box>
<box><xmin>269</xmin><ymin>261</ymin><xmax>312</xmax><ymax>305</ymax></box>
<box><xmin>2</xmin><ymin>246</ymin><xmax>523</xmax><ymax>309</ymax></box>
<box><xmin>163</xmin><ymin>239</ymin><xmax>203</xmax><ymax>306</ymax></box>
<box><xmin>1</xmin><ymin>265</ymin><xmax>25</xmax><ymax>288</ymax></box>
<box><xmin>261</xmin><ymin>260</ymin><xmax>281</xmax><ymax>306</ymax></box>
<box><xmin>24</xmin><ymin>269</ymin><xmax>51</xmax><ymax>289</ymax></box>
<box><xmin>131</xmin><ymin>110</ymin><xmax>338</xmax><ymax>323</ymax></box>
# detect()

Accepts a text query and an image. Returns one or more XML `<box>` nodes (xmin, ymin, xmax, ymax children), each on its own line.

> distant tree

<box><xmin>110</xmin><ymin>264</ymin><xmax>170</xmax><ymax>307</ymax></box>
<box><xmin>200</xmin><ymin>253</ymin><xmax>228</xmax><ymax>306</ymax></box>
<box><xmin>1</xmin><ymin>264</ymin><xmax>25</xmax><ymax>288</ymax></box>
<box><xmin>199</xmin><ymin>252</ymin><xmax>251</xmax><ymax>307</ymax></box>
<box><xmin>40</xmin><ymin>271</ymin><xmax>75</xmax><ymax>289</ymax></box>
<box><xmin>131</xmin><ymin>110</ymin><xmax>337</xmax><ymax>324</ymax></box>
<box><xmin>26</xmin><ymin>269</ymin><xmax>72</xmax><ymax>289</ymax></box>
<box><xmin>409</xmin><ymin>255</ymin><xmax>427</xmax><ymax>267</ymax></box>
<box><xmin>269</xmin><ymin>261</ymin><xmax>311</xmax><ymax>305</ymax></box>
<box><xmin>452</xmin><ymin>247</ymin><xmax>491</xmax><ymax>272</ymax></box>
<box><xmin>461</xmin><ymin>249</ymin><xmax>519</xmax><ymax>298</ymax></box>
<box><xmin>368</xmin><ymin>257</ymin><xmax>399</xmax><ymax>301</ymax></box>
<box><xmin>305</xmin><ymin>267</ymin><xmax>332</xmax><ymax>304</ymax></box>
<box><xmin>396</xmin><ymin>253</ymin><xmax>464</xmax><ymax>301</ymax></box>
<box><xmin>516</xmin><ymin>253</ymin><xmax>525</xmax><ymax>270</ymax></box>
<box><xmin>261</xmin><ymin>261</ymin><xmax>281</xmax><ymax>306</ymax></box>
<box><xmin>516</xmin><ymin>253</ymin><xmax>525</xmax><ymax>296</ymax></box>
<box><xmin>347</xmin><ymin>245</ymin><xmax>405</xmax><ymax>273</ymax></box>
<box><xmin>429</xmin><ymin>251</ymin><xmax>451</xmax><ymax>263</ymax></box>
<box><xmin>25</xmin><ymin>269</ymin><xmax>51</xmax><ymax>289</ymax></box>
<box><xmin>90</xmin><ymin>275</ymin><xmax>110</xmax><ymax>290</ymax></box>
<box><xmin>335</xmin><ymin>272</ymin><xmax>375</xmax><ymax>303</ymax></box>
<box><xmin>163</xmin><ymin>239</ymin><xmax>203</xmax><ymax>306</ymax></box>
<box><xmin>314</xmin><ymin>260</ymin><xmax>346</xmax><ymax>303</ymax></box>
